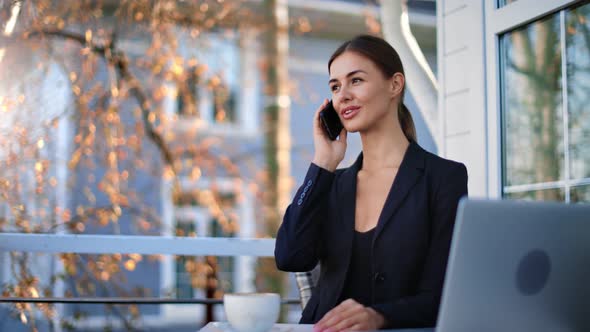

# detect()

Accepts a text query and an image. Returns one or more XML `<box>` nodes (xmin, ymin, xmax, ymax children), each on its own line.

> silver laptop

<box><xmin>434</xmin><ymin>198</ymin><xmax>590</xmax><ymax>332</ymax></box>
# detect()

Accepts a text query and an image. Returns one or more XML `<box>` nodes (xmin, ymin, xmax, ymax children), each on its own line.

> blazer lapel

<box><xmin>337</xmin><ymin>153</ymin><xmax>363</xmax><ymax>242</ymax></box>
<box><xmin>374</xmin><ymin>142</ymin><xmax>425</xmax><ymax>242</ymax></box>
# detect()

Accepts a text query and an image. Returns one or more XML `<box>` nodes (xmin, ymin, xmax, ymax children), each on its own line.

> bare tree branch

<box><xmin>24</xmin><ymin>28</ymin><xmax>176</xmax><ymax>174</ymax></box>
<box><xmin>70</xmin><ymin>255</ymin><xmax>139</xmax><ymax>331</ymax></box>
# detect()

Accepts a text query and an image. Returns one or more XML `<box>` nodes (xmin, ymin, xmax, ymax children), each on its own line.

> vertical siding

<box><xmin>438</xmin><ymin>0</ymin><xmax>488</xmax><ymax>197</ymax></box>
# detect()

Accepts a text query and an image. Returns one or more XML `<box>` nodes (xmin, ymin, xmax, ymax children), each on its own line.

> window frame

<box><xmin>484</xmin><ymin>0</ymin><xmax>580</xmax><ymax>199</ymax></box>
<box><xmin>165</xmin><ymin>30</ymin><xmax>261</xmax><ymax>138</ymax></box>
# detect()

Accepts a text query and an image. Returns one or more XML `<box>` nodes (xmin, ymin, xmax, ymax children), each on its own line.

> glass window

<box><xmin>175</xmin><ymin>221</ymin><xmax>196</xmax><ymax>299</ymax></box>
<box><xmin>571</xmin><ymin>185</ymin><xmax>590</xmax><ymax>203</ymax></box>
<box><xmin>176</xmin><ymin>33</ymin><xmax>240</xmax><ymax>124</ymax></box>
<box><xmin>201</xmin><ymin>35</ymin><xmax>240</xmax><ymax>124</ymax></box>
<box><xmin>212</xmin><ymin>82</ymin><xmax>236</xmax><ymax>123</ymax></box>
<box><xmin>566</xmin><ymin>3</ymin><xmax>590</xmax><ymax>180</ymax></box>
<box><xmin>500</xmin><ymin>2</ymin><xmax>590</xmax><ymax>202</ymax></box>
<box><xmin>501</xmin><ymin>14</ymin><xmax>563</xmax><ymax>188</ymax></box>
<box><xmin>177</xmin><ymin>69</ymin><xmax>200</xmax><ymax>117</ymax></box>
<box><xmin>210</xmin><ymin>218</ymin><xmax>235</xmax><ymax>293</ymax></box>
<box><xmin>173</xmin><ymin>191</ymin><xmax>237</xmax><ymax>298</ymax></box>
<box><xmin>504</xmin><ymin>188</ymin><xmax>565</xmax><ymax>202</ymax></box>
<box><xmin>210</xmin><ymin>192</ymin><xmax>236</xmax><ymax>293</ymax></box>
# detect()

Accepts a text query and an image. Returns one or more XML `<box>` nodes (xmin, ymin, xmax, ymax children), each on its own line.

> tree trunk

<box><xmin>509</xmin><ymin>20</ymin><xmax>561</xmax><ymax>201</ymax></box>
<box><xmin>260</xmin><ymin>0</ymin><xmax>290</xmax><ymax>313</ymax></box>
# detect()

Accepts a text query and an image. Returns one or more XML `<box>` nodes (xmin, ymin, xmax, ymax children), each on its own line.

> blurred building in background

<box><xmin>1</xmin><ymin>0</ymin><xmax>587</xmax><ymax>331</ymax></box>
<box><xmin>0</xmin><ymin>1</ymin><xmax>437</xmax><ymax>330</ymax></box>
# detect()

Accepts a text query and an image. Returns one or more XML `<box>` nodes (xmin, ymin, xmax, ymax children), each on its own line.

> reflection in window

<box><xmin>500</xmin><ymin>3</ymin><xmax>590</xmax><ymax>203</ymax></box>
<box><xmin>566</xmin><ymin>3</ymin><xmax>590</xmax><ymax>180</ymax></box>
<box><xmin>501</xmin><ymin>14</ymin><xmax>563</xmax><ymax>189</ymax></box>
<box><xmin>505</xmin><ymin>188</ymin><xmax>564</xmax><ymax>202</ymax></box>
<box><xmin>571</xmin><ymin>185</ymin><xmax>590</xmax><ymax>203</ymax></box>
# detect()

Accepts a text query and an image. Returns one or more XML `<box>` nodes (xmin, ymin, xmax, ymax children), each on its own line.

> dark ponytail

<box><xmin>398</xmin><ymin>102</ymin><xmax>416</xmax><ymax>142</ymax></box>
<box><xmin>329</xmin><ymin>35</ymin><xmax>417</xmax><ymax>142</ymax></box>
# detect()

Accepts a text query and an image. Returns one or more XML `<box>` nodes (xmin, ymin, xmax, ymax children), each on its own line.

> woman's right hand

<box><xmin>312</xmin><ymin>99</ymin><xmax>347</xmax><ymax>172</ymax></box>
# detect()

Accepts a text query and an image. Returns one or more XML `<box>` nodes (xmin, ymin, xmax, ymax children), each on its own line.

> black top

<box><xmin>338</xmin><ymin>228</ymin><xmax>376</xmax><ymax>306</ymax></box>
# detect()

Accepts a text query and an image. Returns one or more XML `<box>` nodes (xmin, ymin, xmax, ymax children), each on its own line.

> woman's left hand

<box><xmin>313</xmin><ymin>299</ymin><xmax>386</xmax><ymax>332</ymax></box>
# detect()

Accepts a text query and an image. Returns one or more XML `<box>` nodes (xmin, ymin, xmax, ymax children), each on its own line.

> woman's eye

<box><xmin>330</xmin><ymin>85</ymin><xmax>339</xmax><ymax>92</ymax></box>
<box><xmin>352</xmin><ymin>78</ymin><xmax>362</xmax><ymax>84</ymax></box>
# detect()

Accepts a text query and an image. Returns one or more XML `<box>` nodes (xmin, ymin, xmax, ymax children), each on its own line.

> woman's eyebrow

<box><xmin>328</xmin><ymin>69</ymin><xmax>367</xmax><ymax>84</ymax></box>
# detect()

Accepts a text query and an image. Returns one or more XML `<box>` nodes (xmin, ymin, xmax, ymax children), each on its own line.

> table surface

<box><xmin>198</xmin><ymin>322</ymin><xmax>434</xmax><ymax>332</ymax></box>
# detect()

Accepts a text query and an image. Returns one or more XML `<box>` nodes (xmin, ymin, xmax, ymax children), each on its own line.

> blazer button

<box><xmin>374</xmin><ymin>272</ymin><xmax>385</xmax><ymax>282</ymax></box>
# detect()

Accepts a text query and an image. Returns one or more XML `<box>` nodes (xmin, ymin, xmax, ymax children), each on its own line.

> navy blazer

<box><xmin>275</xmin><ymin>142</ymin><xmax>468</xmax><ymax>328</ymax></box>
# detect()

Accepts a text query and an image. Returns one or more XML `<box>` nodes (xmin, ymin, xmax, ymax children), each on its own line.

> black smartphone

<box><xmin>319</xmin><ymin>100</ymin><xmax>344</xmax><ymax>140</ymax></box>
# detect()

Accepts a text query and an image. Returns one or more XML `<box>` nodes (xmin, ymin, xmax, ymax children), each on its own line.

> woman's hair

<box><xmin>328</xmin><ymin>34</ymin><xmax>417</xmax><ymax>142</ymax></box>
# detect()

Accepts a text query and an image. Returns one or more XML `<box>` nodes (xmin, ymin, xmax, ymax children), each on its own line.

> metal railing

<box><xmin>0</xmin><ymin>233</ymin><xmax>300</xmax><ymax>305</ymax></box>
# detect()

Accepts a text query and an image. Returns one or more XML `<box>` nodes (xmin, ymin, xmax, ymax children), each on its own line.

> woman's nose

<box><xmin>336</xmin><ymin>86</ymin><xmax>352</xmax><ymax>104</ymax></box>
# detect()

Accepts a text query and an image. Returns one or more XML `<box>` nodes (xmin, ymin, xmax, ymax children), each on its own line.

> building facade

<box><xmin>438</xmin><ymin>0</ymin><xmax>589</xmax><ymax>202</ymax></box>
<box><xmin>10</xmin><ymin>0</ymin><xmax>589</xmax><ymax>329</ymax></box>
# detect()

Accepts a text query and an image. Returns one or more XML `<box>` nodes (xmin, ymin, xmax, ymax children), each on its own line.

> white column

<box><xmin>160</xmin><ymin>177</ymin><xmax>176</xmax><ymax>319</ymax></box>
<box><xmin>240</xmin><ymin>29</ymin><xmax>261</xmax><ymax>134</ymax></box>
<box><xmin>51</xmin><ymin>61</ymin><xmax>73</xmax><ymax>332</ymax></box>
<box><xmin>381</xmin><ymin>0</ymin><xmax>440</xmax><ymax>149</ymax></box>
<box><xmin>234</xmin><ymin>188</ymin><xmax>256</xmax><ymax>293</ymax></box>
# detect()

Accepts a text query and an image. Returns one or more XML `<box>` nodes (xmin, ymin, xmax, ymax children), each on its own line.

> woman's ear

<box><xmin>389</xmin><ymin>73</ymin><xmax>405</xmax><ymax>98</ymax></box>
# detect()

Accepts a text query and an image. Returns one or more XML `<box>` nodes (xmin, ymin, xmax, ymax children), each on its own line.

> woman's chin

<box><xmin>344</xmin><ymin>123</ymin><xmax>363</xmax><ymax>133</ymax></box>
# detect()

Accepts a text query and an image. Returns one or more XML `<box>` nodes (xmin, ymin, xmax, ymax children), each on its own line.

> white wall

<box><xmin>437</xmin><ymin>0</ymin><xmax>488</xmax><ymax>197</ymax></box>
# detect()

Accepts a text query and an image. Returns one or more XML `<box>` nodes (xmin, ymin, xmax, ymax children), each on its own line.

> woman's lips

<box><xmin>341</xmin><ymin>106</ymin><xmax>360</xmax><ymax>120</ymax></box>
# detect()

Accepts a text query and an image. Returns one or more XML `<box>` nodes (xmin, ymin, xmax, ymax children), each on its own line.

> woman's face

<box><xmin>328</xmin><ymin>51</ymin><xmax>398</xmax><ymax>133</ymax></box>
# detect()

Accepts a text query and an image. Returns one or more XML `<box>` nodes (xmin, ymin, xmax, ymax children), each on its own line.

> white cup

<box><xmin>223</xmin><ymin>293</ymin><xmax>280</xmax><ymax>332</ymax></box>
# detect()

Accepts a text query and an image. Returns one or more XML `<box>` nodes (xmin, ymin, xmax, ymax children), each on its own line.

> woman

<box><xmin>275</xmin><ymin>35</ymin><xmax>468</xmax><ymax>331</ymax></box>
